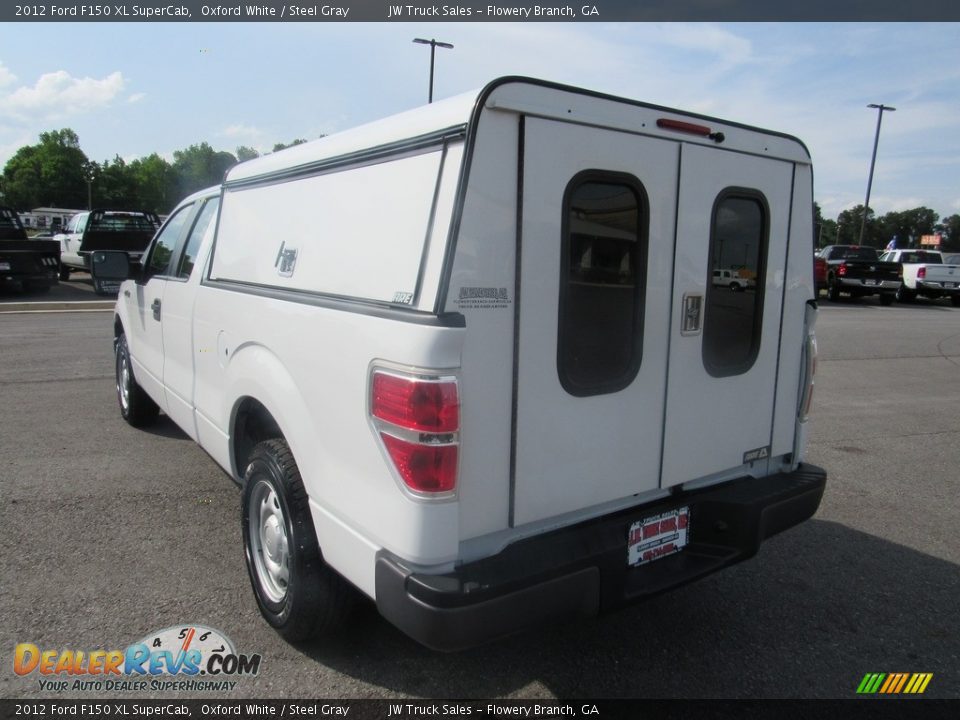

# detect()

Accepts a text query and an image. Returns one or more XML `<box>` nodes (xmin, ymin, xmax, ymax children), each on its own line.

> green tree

<box><xmin>272</xmin><ymin>138</ymin><xmax>307</xmax><ymax>152</ymax></box>
<box><xmin>128</xmin><ymin>153</ymin><xmax>176</xmax><ymax>213</ymax></box>
<box><xmin>95</xmin><ymin>156</ymin><xmax>139</xmax><ymax>209</ymax></box>
<box><xmin>236</xmin><ymin>146</ymin><xmax>260</xmax><ymax>162</ymax></box>
<box><xmin>172</xmin><ymin>142</ymin><xmax>237</xmax><ymax>198</ymax></box>
<box><xmin>1</xmin><ymin>129</ymin><xmax>90</xmax><ymax>209</ymax></box>
<box><xmin>836</xmin><ymin>205</ymin><xmax>877</xmax><ymax>246</ymax></box>
<box><xmin>938</xmin><ymin>214</ymin><xmax>960</xmax><ymax>251</ymax></box>
<box><xmin>878</xmin><ymin>207</ymin><xmax>938</xmax><ymax>248</ymax></box>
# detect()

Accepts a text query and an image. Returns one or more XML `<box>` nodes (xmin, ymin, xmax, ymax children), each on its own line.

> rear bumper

<box><xmin>837</xmin><ymin>278</ymin><xmax>898</xmax><ymax>292</ymax></box>
<box><xmin>375</xmin><ymin>463</ymin><xmax>827</xmax><ymax>651</ymax></box>
<box><xmin>917</xmin><ymin>281</ymin><xmax>959</xmax><ymax>295</ymax></box>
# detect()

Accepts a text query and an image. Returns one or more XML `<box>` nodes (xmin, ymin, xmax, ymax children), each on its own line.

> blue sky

<box><xmin>1</xmin><ymin>22</ymin><xmax>958</xmax><ymax>220</ymax></box>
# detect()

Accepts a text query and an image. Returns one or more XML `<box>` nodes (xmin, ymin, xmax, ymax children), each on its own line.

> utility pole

<box><xmin>858</xmin><ymin>103</ymin><xmax>896</xmax><ymax>246</ymax></box>
<box><xmin>413</xmin><ymin>38</ymin><xmax>454</xmax><ymax>103</ymax></box>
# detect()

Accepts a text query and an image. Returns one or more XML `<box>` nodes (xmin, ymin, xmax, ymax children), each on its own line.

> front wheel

<box><xmin>58</xmin><ymin>266</ymin><xmax>70</xmax><ymax>281</ymax></box>
<box><xmin>115</xmin><ymin>333</ymin><xmax>159</xmax><ymax>427</ymax></box>
<box><xmin>242</xmin><ymin>439</ymin><xmax>356</xmax><ymax>643</ymax></box>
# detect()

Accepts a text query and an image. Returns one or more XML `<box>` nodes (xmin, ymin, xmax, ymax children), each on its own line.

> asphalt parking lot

<box><xmin>1</xmin><ymin>297</ymin><xmax>958</xmax><ymax>700</ymax></box>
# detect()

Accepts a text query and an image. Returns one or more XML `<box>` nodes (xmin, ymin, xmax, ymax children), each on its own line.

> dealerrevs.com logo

<box><xmin>13</xmin><ymin>625</ymin><xmax>261</xmax><ymax>693</ymax></box>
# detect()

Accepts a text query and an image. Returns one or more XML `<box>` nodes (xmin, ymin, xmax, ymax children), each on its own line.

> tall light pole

<box><xmin>413</xmin><ymin>38</ymin><xmax>453</xmax><ymax>103</ymax></box>
<box><xmin>858</xmin><ymin>103</ymin><xmax>896</xmax><ymax>247</ymax></box>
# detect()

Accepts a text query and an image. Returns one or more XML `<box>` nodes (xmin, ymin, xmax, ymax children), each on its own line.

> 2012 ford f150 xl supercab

<box><xmin>94</xmin><ymin>77</ymin><xmax>826</xmax><ymax>651</ymax></box>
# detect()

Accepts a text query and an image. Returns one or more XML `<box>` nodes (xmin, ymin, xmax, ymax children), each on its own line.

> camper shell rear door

<box><xmin>511</xmin><ymin>101</ymin><xmax>799</xmax><ymax>527</ymax></box>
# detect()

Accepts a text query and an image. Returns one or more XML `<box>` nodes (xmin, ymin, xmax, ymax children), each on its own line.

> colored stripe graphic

<box><xmin>857</xmin><ymin>673</ymin><xmax>932</xmax><ymax>694</ymax></box>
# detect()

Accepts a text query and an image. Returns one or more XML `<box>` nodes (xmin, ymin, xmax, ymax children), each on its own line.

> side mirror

<box><xmin>90</xmin><ymin>251</ymin><xmax>135</xmax><ymax>296</ymax></box>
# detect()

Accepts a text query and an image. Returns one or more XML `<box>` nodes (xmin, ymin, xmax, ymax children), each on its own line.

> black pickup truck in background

<box><xmin>0</xmin><ymin>207</ymin><xmax>60</xmax><ymax>294</ymax></box>
<box><xmin>814</xmin><ymin>244</ymin><xmax>901</xmax><ymax>305</ymax></box>
<box><xmin>56</xmin><ymin>210</ymin><xmax>160</xmax><ymax>294</ymax></box>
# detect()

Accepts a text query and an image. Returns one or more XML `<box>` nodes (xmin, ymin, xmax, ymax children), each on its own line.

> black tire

<box><xmin>879</xmin><ymin>293</ymin><xmax>894</xmax><ymax>306</ymax></box>
<box><xmin>728</xmin><ymin>282</ymin><xmax>740</xmax><ymax>292</ymax></box>
<box><xmin>242</xmin><ymin>438</ymin><xmax>356</xmax><ymax>643</ymax></box>
<box><xmin>895</xmin><ymin>283</ymin><xmax>914</xmax><ymax>303</ymax></box>
<box><xmin>952</xmin><ymin>295</ymin><xmax>960</xmax><ymax>308</ymax></box>
<box><xmin>115</xmin><ymin>332</ymin><xmax>159</xmax><ymax>427</ymax></box>
<box><xmin>59</xmin><ymin>266</ymin><xmax>70</xmax><ymax>281</ymax></box>
<box><xmin>827</xmin><ymin>276</ymin><xmax>842</xmax><ymax>302</ymax></box>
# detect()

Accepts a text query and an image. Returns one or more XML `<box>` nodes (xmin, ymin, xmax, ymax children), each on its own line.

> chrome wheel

<box><xmin>116</xmin><ymin>344</ymin><xmax>131</xmax><ymax>413</ymax></box>
<box><xmin>248</xmin><ymin>479</ymin><xmax>290</xmax><ymax>604</ymax></box>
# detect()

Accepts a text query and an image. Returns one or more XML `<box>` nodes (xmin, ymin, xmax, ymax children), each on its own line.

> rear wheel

<box><xmin>952</xmin><ymin>295</ymin><xmax>960</xmax><ymax>308</ymax></box>
<box><xmin>58</xmin><ymin>266</ymin><xmax>70</xmax><ymax>281</ymax></box>
<box><xmin>115</xmin><ymin>333</ymin><xmax>159</xmax><ymax>427</ymax></box>
<box><xmin>827</xmin><ymin>276</ymin><xmax>842</xmax><ymax>302</ymax></box>
<box><xmin>895</xmin><ymin>284</ymin><xmax>915</xmax><ymax>303</ymax></box>
<box><xmin>242</xmin><ymin>438</ymin><xmax>356</xmax><ymax>643</ymax></box>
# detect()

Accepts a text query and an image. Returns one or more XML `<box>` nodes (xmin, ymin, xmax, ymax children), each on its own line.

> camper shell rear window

<box><xmin>702</xmin><ymin>189</ymin><xmax>769</xmax><ymax>378</ymax></box>
<box><xmin>557</xmin><ymin>171</ymin><xmax>648</xmax><ymax>397</ymax></box>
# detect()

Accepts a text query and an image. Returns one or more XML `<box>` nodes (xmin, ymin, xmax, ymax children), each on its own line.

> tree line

<box><xmin>1</xmin><ymin>128</ymin><xmax>958</xmax><ymax>251</ymax></box>
<box><xmin>815</xmin><ymin>203</ymin><xmax>960</xmax><ymax>251</ymax></box>
<box><xmin>0</xmin><ymin>129</ymin><xmax>306</xmax><ymax>214</ymax></box>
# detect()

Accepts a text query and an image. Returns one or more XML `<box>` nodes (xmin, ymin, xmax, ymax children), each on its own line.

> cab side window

<box><xmin>177</xmin><ymin>197</ymin><xmax>220</xmax><ymax>279</ymax></box>
<box><xmin>145</xmin><ymin>204</ymin><xmax>193</xmax><ymax>278</ymax></box>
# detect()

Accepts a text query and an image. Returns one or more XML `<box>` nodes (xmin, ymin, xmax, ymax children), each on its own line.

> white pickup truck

<box><xmin>879</xmin><ymin>249</ymin><xmax>960</xmax><ymax>305</ymax></box>
<box><xmin>92</xmin><ymin>77</ymin><xmax>826</xmax><ymax>651</ymax></box>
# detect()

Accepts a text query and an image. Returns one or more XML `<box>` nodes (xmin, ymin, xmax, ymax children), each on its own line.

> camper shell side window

<box><xmin>558</xmin><ymin>171</ymin><xmax>649</xmax><ymax>397</ymax></box>
<box><xmin>703</xmin><ymin>188</ymin><xmax>769</xmax><ymax>378</ymax></box>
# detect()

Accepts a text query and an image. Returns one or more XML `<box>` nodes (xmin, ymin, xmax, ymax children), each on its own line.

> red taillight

<box><xmin>838</xmin><ymin>263</ymin><xmax>847</xmax><ymax>277</ymax></box>
<box><xmin>372</xmin><ymin>372</ymin><xmax>459</xmax><ymax>432</ymax></box>
<box><xmin>370</xmin><ymin>369</ymin><xmax>460</xmax><ymax>497</ymax></box>
<box><xmin>918</xmin><ymin>266</ymin><xmax>926</xmax><ymax>279</ymax></box>
<box><xmin>379</xmin><ymin>434</ymin><xmax>458</xmax><ymax>494</ymax></box>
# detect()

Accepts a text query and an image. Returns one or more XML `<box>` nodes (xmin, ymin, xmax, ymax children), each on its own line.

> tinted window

<box><xmin>901</xmin><ymin>251</ymin><xmax>941</xmax><ymax>264</ymax></box>
<box><xmin>146</xmin><ymin>205</ymin><xmax>192</xmax><ymax>277</ymax></box>
<box><xmin>177</xmin><ymin>197</ymin><xmax>220</xmax><ymax>279</ymax></box>
<box><xmin>703</xmin><ymin>191</ymin><xmax>768</xmax><ymax>377</ymax></box>
<box><xmin>558</xmin><ymin>173</ymin><xmax>647</xmax><ymax>397</ymax></box>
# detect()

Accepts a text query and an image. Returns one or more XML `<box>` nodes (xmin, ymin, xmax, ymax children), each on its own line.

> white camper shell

<box><xmin>108</xmin><ymin>77</ymin><xmax>826</xmax><ymax>651</ymax></box>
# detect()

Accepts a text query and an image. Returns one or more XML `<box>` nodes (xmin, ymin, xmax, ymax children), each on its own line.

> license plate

<box><xmin>628</xmin><ymin>507</ymin><xmax>690</xmax><ymax>567</ymax></box>
<box><xmin>0</xmin><ymin>262</ymin><xmax>10</xmax><ymax>271</ymax></box>
<box><xmin>945</xmin><ymin>282</ymin><xmax>958</xmax><ymax>289</ymax></box>
<box><xmin>864</xmin><ymin>279</ymin><xmax>878</xmax><ymax>285</ymax></box>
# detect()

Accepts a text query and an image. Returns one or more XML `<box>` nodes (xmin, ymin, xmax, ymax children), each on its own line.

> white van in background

<box><xmin>98</xmin><ymin>77</ymin><xmax>826</xmax><ymax>651</ymax></box>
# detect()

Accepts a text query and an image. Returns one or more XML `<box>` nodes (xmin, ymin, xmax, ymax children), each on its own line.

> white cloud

<box><xmin>1</xmin><ymin>70</ymin><xmax>125</xmax><ymax>121</ymax></box>
<box><xmin>127</xmin><ymin>92</ymin><xmax>146</xmax><ymax>104</ymax></box>
<box><xmin>0</xmin><ymin>62</ymin><xmax>16</xmax><ymax>87</ymax></box>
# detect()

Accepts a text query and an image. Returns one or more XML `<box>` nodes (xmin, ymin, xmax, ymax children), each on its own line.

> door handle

<box><xmin>680</xmin><ymin>292</ymin><xmax>703</xmax><ymax>336</ymax></box>
<box><xmin>151</xmin><ymin>298</ymin><xmax>161</xmax><ymax>321</ymax></box>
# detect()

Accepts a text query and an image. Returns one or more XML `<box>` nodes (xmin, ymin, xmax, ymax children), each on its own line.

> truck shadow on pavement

<box><xmin>300</xmin><ymin>520</ymin><xmax>960</xmax><ymax>699</ymax></box>
<box><xmin>139</xmin><ymin>414</ymin><xmax>193</xmax><ymax>441</ymax></box>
